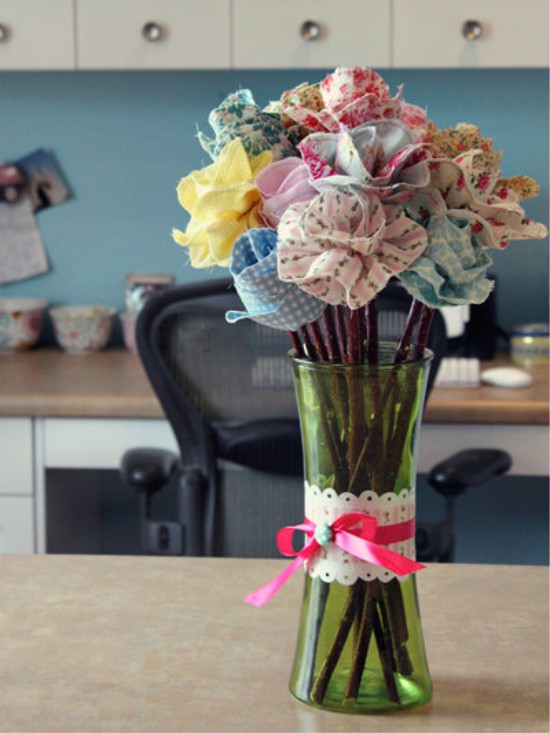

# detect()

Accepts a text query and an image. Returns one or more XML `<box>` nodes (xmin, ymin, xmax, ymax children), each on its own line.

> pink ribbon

<box><xmin>244</xmin><ymin>511</ymin><xmax>425</xmax><ymax>607</ymax></box>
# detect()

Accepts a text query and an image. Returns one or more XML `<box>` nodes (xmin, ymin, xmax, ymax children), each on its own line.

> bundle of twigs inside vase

<box><xmin>288</xmin><ymin>297</ymin><xmax>434</xmax><ymax>706</ymax></box>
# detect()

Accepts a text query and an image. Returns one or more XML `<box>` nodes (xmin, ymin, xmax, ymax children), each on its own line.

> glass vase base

<box><xmin>291</xmin><ymin>670</ymin><xmax>432</xmax><ymax>714</ymax></box>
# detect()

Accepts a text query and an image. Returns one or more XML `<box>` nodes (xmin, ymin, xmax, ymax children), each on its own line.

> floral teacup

<box><xmin>49</xmin><ymin>304</ymin><xmax>115</xmax><ymax>354</ymax></box>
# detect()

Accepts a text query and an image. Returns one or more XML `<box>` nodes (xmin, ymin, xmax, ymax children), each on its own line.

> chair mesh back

<box><xmin>159</xmin><ymin>309</ymin><xmax>297</xmax><ymax>422</ymax></box>
<box><xmin>216</xmin><ymin>468</ymin><xmax>302</xmax><ymax>557</ymax></box>
<box><xmin>378</xmin><ymin>310</ymin><xmax>409</xmax><ymax>342</ymax></box>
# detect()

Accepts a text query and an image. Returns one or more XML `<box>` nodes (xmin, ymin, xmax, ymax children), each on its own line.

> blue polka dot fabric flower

<box><xmin>225</xmin><ymin>228</ymin><xmax>326</xmax><ymax>331</ymax></box>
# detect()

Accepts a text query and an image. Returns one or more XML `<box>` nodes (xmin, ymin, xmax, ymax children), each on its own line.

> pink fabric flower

<box><xmin>255</xmin><ymin>158</ymin><xmax>318</xmax><ymax>228</ymax></box>
<box><xmin>282</xmin><ymin>67</ymin><xmax>427</xmax><ymax>136</ymax></box>
<box><xmin>277</xmin><ymin>187</ymin><xmax>427</xmax><ymax>308</ymax></box>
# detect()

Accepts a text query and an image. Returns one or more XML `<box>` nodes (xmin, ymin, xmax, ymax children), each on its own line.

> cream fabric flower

<box><xmin>426</xmin><ymin>153</ymin><xmax>548</xmax><ymax>248</ymax></box>
<box><xmin>173</xmin><ymin>139</ymin><xmax>272</xmax><ymax>268</ymax></box>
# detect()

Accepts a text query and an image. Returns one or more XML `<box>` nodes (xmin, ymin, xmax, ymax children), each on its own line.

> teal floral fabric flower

<box><xmin>198</xmin><ymin>89</ymin><xmax>299</xmax><ymax>162</ymax></box>
<box><xmin>225</xmin><ymin>228</ymin><xmax>326</xmax><ymax>330</ymax></box>
<box><xmin>399</xmin><ymin>214</ymin><xmax>494</xmax><ymax>307</ymax></box>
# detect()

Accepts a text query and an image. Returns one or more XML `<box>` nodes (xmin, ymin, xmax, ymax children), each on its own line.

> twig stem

<box><xmin>394</xmin><ymin>299</ymin><xmax>423</xmax><ymax>363</ymax></box>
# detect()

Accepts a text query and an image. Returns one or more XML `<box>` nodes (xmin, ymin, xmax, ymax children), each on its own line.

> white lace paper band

<box><xmin>304</xmin><ymin>482</ymin><xmax>417</xmax><ymax>584</ymax></box>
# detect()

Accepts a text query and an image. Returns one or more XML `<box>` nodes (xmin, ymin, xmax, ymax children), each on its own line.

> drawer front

<box><xmin>77</xmin><ymin>0</ymin><xmax>231</xmax><ymax>69</ymax></box>
<box><xmin>0</xmin><ymin>418</ymin><xmax>33</xmax><ymax>495</ymax></box>
<box><xmin>43</xmin><ymin>418</ymin><xmax>178</xmax><ymax>469</ymax></box>
<box><xmin>393</xmin><ymin>0</ymin><xmax>549</xmax><ymax>68</ymax></box>
<box><xmin>0</xmin><ymin>0</ymin><xmax>74</xmax><ymax>70</ymax></box>
<box><xmin>0</xmin><ymin>496</ymin><xmax>34</xmax><ymax>554</ymax></box>
<box><xmin>233</xmin><ymin>0</ymin><xmax>390</xmax><ymax>69</ymax></box>
<box><xmin>419</xmin><ymin>424</ymin><xmax>549</xmax><ymax>477</ymax></box>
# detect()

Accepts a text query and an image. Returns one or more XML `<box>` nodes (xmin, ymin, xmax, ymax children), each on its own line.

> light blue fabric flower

<box><xmin>226</xmin><ymin>228</ymin><xmax>326</xmax><ymax>331</ymax></box>
<box><xmin>197</xmin><ymin>89</ymin><xmax>299</xmax><ymax>162</ymax></box>
<box><xmin>399</xmin><ymin>214</ymin><xmax>494</xmax><ymax>307</ymax></box>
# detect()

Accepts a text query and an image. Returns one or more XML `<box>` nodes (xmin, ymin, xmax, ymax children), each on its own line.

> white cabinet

<box><xmin>0</xmin><ymin>0</ymin><xmax>74</xmax><ymax>70</ymax></box>
<box><xmin>0</xmin><ymin>418</ymin><xmax>35</xmax><ymax>554</ymax></box>
<box><xmin>0</xmin><ymin>497</ymin><xmax>34</xmax><ymax>554</ymax></box>
<box><xmin>42</xmin><ymin>418</ymin><xmax>177</xmax><ymax>469</ymax></box>
<box><xmin>233</xmin><ymin>0</ymin><xmax>390</xmax><ymax>69</ymax></box>
<box><xmin>0</xmin><ymin>418</ymin><xmax>33</xmax><ymax>495</ymax></box>
<box><xmin>76</xmin><ymin>0</ymin><xmax>231</xmax><ymax>70</ymax></box>
<box><xmin>0</xmin><ymin>1</ymin><xmax>547</xmax><ymax>71</ymax></box>
<box><xmin>393</xmin><ymin>0</ymin><xmax>549</xmax><ymax>68</ymax></box>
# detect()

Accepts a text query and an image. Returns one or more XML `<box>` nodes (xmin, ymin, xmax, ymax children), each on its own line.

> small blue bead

<box><xmin>314</xmin><ymin>523</ymin><xmax>333</xmax><ymax>546</ymax></box>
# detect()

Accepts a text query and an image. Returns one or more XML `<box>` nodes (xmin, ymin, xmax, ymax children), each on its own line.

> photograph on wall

<box><xmin>16</xmin><ymin>148</ymin><xmax>70</xmax><ymax>212</ymax></box>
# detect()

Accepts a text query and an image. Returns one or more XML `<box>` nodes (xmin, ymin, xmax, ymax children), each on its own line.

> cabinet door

<box><xmin>43</xmin><ymin>418</ymin><xmax>177</xmax><ymax>469</ymax></box>
<box><xmin>0</xmin><ymin>418</ymin><xmax>33</xmax><ymax>495</ymax></box>
<box><xmin>77</xmin><ymin>0</ymin><xmax>230</xmax><ymax>69</ymax></box>
<box><xmin>233</xmin><ymin>0</ymin><xmax>390</xmax><ymax>69</ymax></box>
<box><xmin>0</xmin><ymin>497</ymin><xmax>34</xmax><ymax>554</ymax></box>
<box><xmin>0</xmin><ymin>0</ymin><xmax>74</xmax><ymax>70</ymax></box>
<box><xmin>393</xmin><ymin>0</ymin><xmax>549</xmax><ymax>68</ymax></box>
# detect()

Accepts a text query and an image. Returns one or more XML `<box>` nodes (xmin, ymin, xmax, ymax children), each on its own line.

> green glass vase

<box><xmin>289</xmin><ymin>346</ymin><xmax>433</xmax><ymax>713</ymax></box>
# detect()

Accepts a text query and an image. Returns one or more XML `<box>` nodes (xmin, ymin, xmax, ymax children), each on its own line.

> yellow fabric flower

<box><xmin>172</xmin><ymin>138</ymin><xmax>272</xmax><ymax>268</ymax></box>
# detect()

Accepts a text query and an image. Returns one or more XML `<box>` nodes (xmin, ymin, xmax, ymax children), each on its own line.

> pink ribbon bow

<box><xmin>244</xmin><ymin>511</ymin><xmax>425</xmax><ymax>607</ymax></box>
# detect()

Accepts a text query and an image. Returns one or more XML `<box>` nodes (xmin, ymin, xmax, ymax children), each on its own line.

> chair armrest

<box><xmin>428</xmin><ymin>448</ymin><xmax>512</xmax><ymax>497</ymax></box>
<box><xmin>120</xmin><ymin>448</ymin><xmax>178</xmax><ymax>495</ymax></box>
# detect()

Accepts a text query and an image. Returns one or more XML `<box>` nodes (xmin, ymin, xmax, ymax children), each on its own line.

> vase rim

<box><xmin>290</xmin><ymin>343</ymin><xmax>434</xmax><ymax>372</ymax></box>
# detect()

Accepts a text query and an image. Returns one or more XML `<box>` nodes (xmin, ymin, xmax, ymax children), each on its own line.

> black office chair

<box><xmin>120</xmin><ymin>277</ymin><xmax>511</xmax><ymax>561</ymax></box>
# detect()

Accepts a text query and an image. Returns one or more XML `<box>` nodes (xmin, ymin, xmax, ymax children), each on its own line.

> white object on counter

<box><xmin>481</xmin><ymin>367</ymin><xmax>533</xmax><ymax>389</ymax></box>
<box><xmin>435</xmin><ymin>357</ymin><xmax>480</xmax><ymax>388</ymax></box>
<box><xmin>440</xmin><ymin>304</ymin><xmax>470</xmax><ymax>339</ymax></box>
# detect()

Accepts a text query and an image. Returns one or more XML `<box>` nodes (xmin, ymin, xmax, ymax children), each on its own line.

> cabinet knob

<box><xmin>142</xmin><ymin>21</ymin><xmax>163</xmax><ymax>43</ymax></box>
<box><xmin>0</xmin><ymin>23</ymin><xmax>10</xmax><ymax>43</ymax></box>
<box><xmin>462</xmin><ymin>19</ymin><xmax>483</xmax><ymax>41</ymax></box>
<box><xmin>300</xmin><ymin>20</ymin><xmax>321</xmax><ymax>42</ymax></box>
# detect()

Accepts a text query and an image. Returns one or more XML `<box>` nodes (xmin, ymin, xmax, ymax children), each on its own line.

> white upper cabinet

<box><xmin>76</xmin><ymin>0</ymin><xmax>231</xmax><ymax>69</ymax></box>
<box><xmin>232</xmin><ymin>0</ymin><xmax>391</xmax><ymax>69</ymax></box>
<box><xmin>393</xmin><ymin>0</ymin><xmax>549</xmax><ymax>68</ymax></box>
<box><xmin>0</xmin><ymin>1</ymin><xmax>547</xmax><ymax>73</ymax></box>
<box><xmin>0</xmin><ymin>0</ymin><xmax>74</xmax><ymax>70</ymax></box>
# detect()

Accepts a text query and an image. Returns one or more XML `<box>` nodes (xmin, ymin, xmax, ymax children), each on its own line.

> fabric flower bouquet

<box><xmin>174</xmin><ymin>66</ymin><xmax>546</xmax><ymax>346</ymax></box>
<box><xmin>172</xmin><ymin>67</ymin><xmax>547</xmax><ymax>712</ymax></box>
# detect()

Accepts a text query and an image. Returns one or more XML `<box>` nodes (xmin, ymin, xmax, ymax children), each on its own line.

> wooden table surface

<box><xmin>0</xmin><ymin>557</ymin><xmax>547</xmax><ymax>733</ymax></box>
<box><xmin>0</xmin><ymin>347</ymin><xmax>548</xmax><ymax>424</ymax></box>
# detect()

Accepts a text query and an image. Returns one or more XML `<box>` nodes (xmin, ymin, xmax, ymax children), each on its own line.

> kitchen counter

<box><xmin>0</xmin><ymin>347</ymin><xmax>548</xmax><ymax>424</ymax></box>
<box><xmin>0</xmin><ymin>556</ymin><xmax>547</xmax><ymax>732</ymax></box>
<box><xmin>0</xmin><ymin>347</ymin><xmax>160</xmax><ymax>419</ymax></box>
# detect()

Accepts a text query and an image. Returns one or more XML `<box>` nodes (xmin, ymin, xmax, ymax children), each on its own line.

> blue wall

<box><xmin>0</xmin><ymin>69</ymin><xmax>548</xmax><ymax>333</ymax></box>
